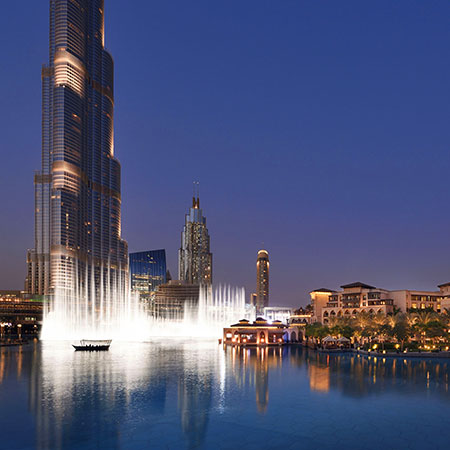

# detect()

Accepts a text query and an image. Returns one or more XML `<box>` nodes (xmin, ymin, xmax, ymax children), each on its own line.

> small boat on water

<box><xmin>72</xmin><ymin>340</ymin><xmax>112</xmax><ymax>351</ymax></box>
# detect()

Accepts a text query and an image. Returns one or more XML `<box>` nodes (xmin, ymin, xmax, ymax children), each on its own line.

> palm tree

<box><xmin>386</xmin><ymin>312</ymin><xmax>409</xmax><ymax>351</ymax></box>
<box><xmin>413</xmin><ymin>311</ymin><xmax>438</xmax><ymax>346</ymax></box>
<box><xmin>353</xmin><ymin>311</ymin><xmax>371</xmax><ymax>345</ymax></box>
<box><xmin>440</xmin><ymin>308</ymin><xmax>450</xmax><ymax>329</ymax></box>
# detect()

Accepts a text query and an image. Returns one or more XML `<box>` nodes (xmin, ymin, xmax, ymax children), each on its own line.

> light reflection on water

<box><xmin>1</xmin><ymin>342</ymin><xmax>450</xmax><ymax>449</ymax></box>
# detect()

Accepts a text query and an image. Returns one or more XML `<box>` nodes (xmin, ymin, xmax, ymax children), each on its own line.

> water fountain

<box><xmin>41</xmin><ymin>260</ymin><xmax>253</xmax><ymax>341</ymax></box>
<box><xmin>147</xmin><ymin>285</ymin><xmax>255</xmax><ymax>339</ymax></box>
<box><xmin>40</xmin><ymin>261</ymin><xmax>151</xmax><ymax>342</ymax></box>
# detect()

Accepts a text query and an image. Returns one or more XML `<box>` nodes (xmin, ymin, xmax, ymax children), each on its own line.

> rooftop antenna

<box><xmin>192</xmin><ymin>181</ymin><xmax>200</xmax><ymax>208</ymax></box>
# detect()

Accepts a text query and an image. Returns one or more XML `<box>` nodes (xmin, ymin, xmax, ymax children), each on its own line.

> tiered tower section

<box><xmin>26</xmin><ymin>0</ymin><xmax>128</xmax><ymax>308</ymax></box>
<box><xmin>178</xmin><ymin>194</ymin><xmax>213</xmax><ymax>286</ymax></box>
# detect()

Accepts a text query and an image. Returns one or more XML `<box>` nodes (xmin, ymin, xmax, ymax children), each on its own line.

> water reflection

<box><xmin>226</xmin><ymin>346</ymin><xmax>284</xmax><ymax>413</ymax></box>
<box><xmin>304</xmin><ymin>351</ymin><xmax>450</xmax><ymax>398</ymax></box>
<box><xmin>0</xmin><ymin>344</ymin><xmax>450</xmax><ymax>449</ymax></box>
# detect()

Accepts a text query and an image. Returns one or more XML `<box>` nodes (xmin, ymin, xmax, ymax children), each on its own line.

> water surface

<box><xmin>0</xmin><ymin>342</ymin><xmax>449</xmax><ymax>449</ymax></box>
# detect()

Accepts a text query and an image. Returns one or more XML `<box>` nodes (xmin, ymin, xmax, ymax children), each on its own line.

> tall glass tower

<box><xmin>130</xmin><ymin>250</ymin><xmax>167</xmax><ymax>300</ymax></box>
<box><xmin>26</xmin><ymin>1</ymin><xmax>128</xmax><ymax>309</ymax></box>
<box><xmin>178</xmin><ymin>193</ymin><xmax>212</xmax><ymax>286</ymax></box>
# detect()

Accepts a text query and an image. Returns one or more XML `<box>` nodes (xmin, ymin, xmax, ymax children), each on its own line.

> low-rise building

<box><xmin>391</xmin><ymin>282</ymin><xmax>450</xmax><ymax>312</ymax></box>
<box><xmin>311</xmin><ymin>282</ymin><xmax>394</xmax><ymax>324</ymax></box>
<box><xmin>223</xmin><ymin>317</ymin><xmax>304</xmax><ymax>345</ymax></box>
<box><xmin>310</xmin><ymin>281</ymin><xmax>450</xmax><ymax>324</ymax></box>
<box><xmin>150</xmin><ymin>280</ymin><xmax>200</xmax><ymax>319</ymax></box>
<box><xmin>263</xmin><ymin>306</ymin><xmax>292</xmax><ymax>324</ymax></box>
<box><xmin>288</xmin><ymin>314</ymin><xmax>313</xmax><ymax>325</ymax></box>
<box><xmin>310</xmin><ymin>288</ymin><xmax>336</xmax><ymax>322</ymax></box>
<box><xmin>0</xmin><ymin>291</ymin><xmax>44</xmax><ymax>337</ymax></box>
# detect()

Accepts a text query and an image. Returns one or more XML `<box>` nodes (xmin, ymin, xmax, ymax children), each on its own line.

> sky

<box><xmin>0</xmin><ymin>1</ymin><xmax>449</xmax><ymax>307</ymax></box>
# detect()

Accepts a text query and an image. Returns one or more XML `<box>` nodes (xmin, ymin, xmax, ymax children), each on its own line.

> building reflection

<box><xmin>178</xmin><ymin>369</ymin><xmax>212</xmax><ymax>447</ymax></box>
<box><xmin>0</xmin><ymin>342</ymin><xmax>216</xmax><ymax>449</ymax></box>
<box><xmin>1</xmin><ymin>343</ymin><xmax>450</xmax><ymax>448</ymax></box>
<box><xmin>308</xmin><ymin>365</ymin><xmax>330</xmax><ymax>393</ymax></box>
<box><xmin>304</xmin><ymin>350</ymin><xmax>450</xmax><ymax>398</ymax></box>
<box><xmin>226</xmin><ymin>345</ymin><xmax>283</xmax><ymax>414</ymax></box>
<box><xmin>224</xmin><ymin>345</ymin><xmax>450</xmax><ymax>407</ymax></box>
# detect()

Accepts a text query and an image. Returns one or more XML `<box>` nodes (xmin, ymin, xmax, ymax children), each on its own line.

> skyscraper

<box><xmin>26</xmin><ymin>1</ymin><xmax>128</xmax><ymax>307</ymax></box>
<box><xmin>178</xmin><ymin>191</ymin><xmax>212</xmax><ymax>286</ymax></box>
<box><xmin>256</xmin><ymin>250</ymin><xmax>269</xmax><ymax>316</ymax></box>
<box><xmin>130</xmin><ymin>250</ymin><xmax>167</xmax><ymax>300</ymax></box>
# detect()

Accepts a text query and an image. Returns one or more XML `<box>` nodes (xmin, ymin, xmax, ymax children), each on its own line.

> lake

<box><xmin>0</xmin><ymin>341</ymin><xmax>449</xmax><ymax>449</ymax></box>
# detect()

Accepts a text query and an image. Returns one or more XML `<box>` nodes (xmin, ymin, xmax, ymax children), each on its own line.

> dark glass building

<box><xmin>130</xmin><ymin>250</ymin><xmax>167</xmax><ymax>299</ymax></box>
<box><xmin>26</xmin><ymin>1</ymin><xmax>128</xmax><ymax>307</ymax></box>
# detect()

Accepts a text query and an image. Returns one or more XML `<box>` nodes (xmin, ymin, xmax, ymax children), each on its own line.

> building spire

<box><xmin>192</xmin><ymin>181</ymin><xmax>200</xmax><ymax>209</ymax></box>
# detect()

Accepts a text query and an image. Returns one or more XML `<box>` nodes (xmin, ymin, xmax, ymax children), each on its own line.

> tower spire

<box><xmin>192</xmin><ymin>181</ymin><xmax>200</xmax><ymax>209</ymax></box>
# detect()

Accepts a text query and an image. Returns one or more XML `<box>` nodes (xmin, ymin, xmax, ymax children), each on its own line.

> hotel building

<box><xmin>310</xmin><ymin>281</ymin><xmax>450</xmax><ymax>324</ymax></box>
<box><xmin>311</xmin><ymin>282</ymin><xmax>394</xmax><ymax>324</ymax></box>
<box><xmin>390</xmin><ymin>283</ymin><xmax>450</xmax><ymax>312</ymax></box>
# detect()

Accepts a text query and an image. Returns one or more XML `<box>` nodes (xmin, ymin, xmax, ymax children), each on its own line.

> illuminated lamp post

<box><xmin>17</xmin><ymin>324</ymin><xmax>22</xmax><ymax>340</ymax></box>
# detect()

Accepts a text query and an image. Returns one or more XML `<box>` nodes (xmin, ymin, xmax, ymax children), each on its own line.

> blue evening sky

<box><xmin>0</xmin><ymin>1</ymin><xmax>449</xmax><ymax>306</ymax></box>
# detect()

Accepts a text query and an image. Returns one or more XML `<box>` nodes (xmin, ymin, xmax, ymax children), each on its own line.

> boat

<box><xmin>72</xmin><ymin>339</ymin><xmax>112</xmax><ymax>351</ymax></box>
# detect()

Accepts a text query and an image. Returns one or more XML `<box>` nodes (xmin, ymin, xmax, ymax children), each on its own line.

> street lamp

<box><xmin>17</xmin><ymin>324</ymin><xmax>22</xmax><ymax>340</ymax></box>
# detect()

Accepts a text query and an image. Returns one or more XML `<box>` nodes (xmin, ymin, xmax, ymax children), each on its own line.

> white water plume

<box><xmin>41</xmin><ymin>259</ymin><xmax>252</xmax><ymax>341</ymax></box>
<box><xmin>41</xmin><ymin>260</ymin><xmax>150</xmax><ymax>342</ymax></box>
<box><xmin>147</xmin><ymin>285</ymin><xmax>254</xmax><ymax>339</ymax></box>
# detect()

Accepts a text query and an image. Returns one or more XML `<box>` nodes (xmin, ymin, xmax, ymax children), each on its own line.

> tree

<box><xmin>413</xmin><ymin>311</ymin><xmax>439</xmax><ymax>346</ymax></box>
<box><xmin>392</xmin><ymin>320</ymin><xmax>410</xmax><ymax>351</ymax></box>
<box><xmin>305</xmin><ymin>323</ymin><xmax>329</xmax><ymax>345</ymax></box>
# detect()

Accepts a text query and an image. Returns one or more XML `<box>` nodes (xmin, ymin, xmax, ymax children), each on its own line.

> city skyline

<box><xmin>1</xmin><ymin>1</ymin><xmax>450</xmax><ymax>307</ymax></box>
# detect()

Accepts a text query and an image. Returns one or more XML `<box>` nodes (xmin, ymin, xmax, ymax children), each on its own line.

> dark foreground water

<box><xmin>0</xmin><ymin>342</ymin><xmax>449</xmax><ymax>450</ymax></box>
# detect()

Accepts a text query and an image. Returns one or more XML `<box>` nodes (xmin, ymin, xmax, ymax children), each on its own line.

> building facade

<box><xmin>256</xmin><ymin>250</ymin><xmax>269</xmax><ymax>315</ymax></box>
<box><xmin>0</xmin><ymin>291</ymin><xmax>44</xmax><ymax>337</ymax></box>
<box><xmin>311</xmin><ymin>282</ymin><xmax>394</xmax><ymax>324</ymax></box>
<box><xmin>178</xmin><ymin>194</ymin><xmax>212</xmax><ymax>285</ymax></box>
<box><xmin>310</xmin><ymin>288</ymin><xmax>336</xmax><ymax>323</ymax></box>
<box><xmin>151</xmin><ymin>281</ymin><xmax>200</xmax><ymax>319</ymax></box>
<box><xmin>130</xmin><ymin>250</ymin><xmax>167</xmax><ymax>300</ymax></box>
<box><xmin>390</xmin><ymin>283</ymin><xmax>450</xmax><ymax>312</ymax></box>
<box><xmin>26</xmin><ymin>1</ymin><xmax>128</xmax><ymax>307</ymax></box>
<box><xmin>309</xmin><ymin>281</ymin><xmax>450</xmax><ymax>324</ymax></box>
